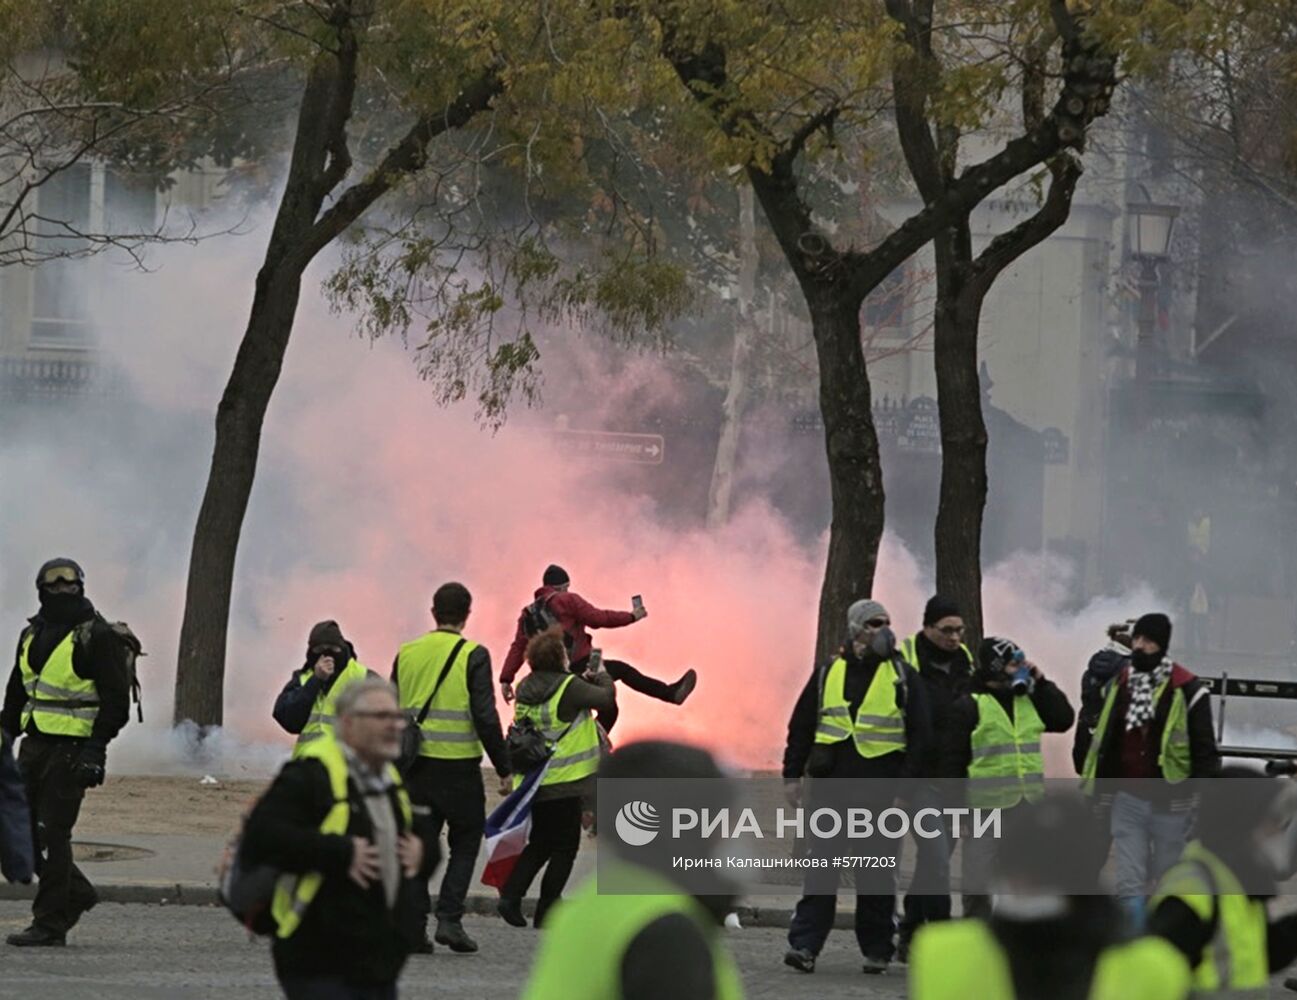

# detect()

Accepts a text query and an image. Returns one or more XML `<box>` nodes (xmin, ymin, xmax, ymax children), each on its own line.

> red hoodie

<box><xmin>500</xmin><ymin>585</ymin><xmax>636</xmax><ymax>684</ymax></box>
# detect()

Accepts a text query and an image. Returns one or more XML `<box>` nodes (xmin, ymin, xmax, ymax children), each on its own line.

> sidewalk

<box><xmin>0</xmin><ymin>831</ymin><xmax>837</xmax><ymax>927</ymax></box>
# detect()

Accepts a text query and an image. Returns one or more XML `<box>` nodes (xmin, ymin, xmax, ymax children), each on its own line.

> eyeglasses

<box><xmin>937</xmin><ymin>624</ymin><xmax>966</xmax><ymax>636</ymax></box>
<box><xmin>40</xmin><ymin>566</ymin><xmax>81</xmax><ymax>586</ymax></box>
<box><xmin>350</xmin><ymin>711</ymin><xmax>406</xmax><ymax>723</ymax></box>
<box><xmin>866</xmin><ymin>618</ymin><xmax>890</xmax><ymax>629</ymax></box>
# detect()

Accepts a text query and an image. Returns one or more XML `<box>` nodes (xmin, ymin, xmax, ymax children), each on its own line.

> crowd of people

<box><xmin>4</xmin><ymin>556</ymin><xmax>1297</xmax><ymax>998</ymax></box>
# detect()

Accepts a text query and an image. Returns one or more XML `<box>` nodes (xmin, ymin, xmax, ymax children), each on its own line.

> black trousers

<box><xmin>500</xmin><ymin>796</ymin><xmax>583</xmax><ymax>925</ymax></box>
<box><xmin>18</xmin><ymin>736</ymin><xmax>97</xmax><ymax>934</ymax></box>
<box><xmin>568</xmin><ymin>657</ymin><xmax>676</xmax><ymax>733</ymax></box>
<box><xmin>404</xmin><ymin>759</ymin><xmax>484</xmax><ymax>928</ymax></box>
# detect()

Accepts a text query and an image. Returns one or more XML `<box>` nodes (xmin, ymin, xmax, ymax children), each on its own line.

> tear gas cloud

<box><xmin>0</xmin><ymin>213</ymin><xmax>1260</xmax><ymax>779</ymax></box>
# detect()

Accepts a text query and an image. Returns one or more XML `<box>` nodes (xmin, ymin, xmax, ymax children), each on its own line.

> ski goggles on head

<box><xmin>39</xmin><ymin>565</ymin><xmax>82</xmax><ymax>586</ymax></box>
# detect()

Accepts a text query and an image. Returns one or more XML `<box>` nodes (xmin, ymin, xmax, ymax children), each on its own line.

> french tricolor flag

<box><xmin>481</xmin><ymin>762</ymin><xmax>549</xmax><ymax>889</ymax></box>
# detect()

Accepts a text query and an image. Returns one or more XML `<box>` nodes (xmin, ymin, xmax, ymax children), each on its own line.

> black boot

<box><xmin>435</xmin><ymin>918</ymin><xmax>479</xmax><ymax>953</ymax></box>
<box><xmin>670</xmin><ymin>669</ymin><xmax>698</xmax><ymax>704</ymax></box>
<box><xmin>497</xmin><ymin>897</ymin><xmax>527</xmax><ymax>928</ymax></box>
<box><xmin>7</xmin><ymin>925</ymin><xmax>66</xmax><ymax>947</ymax></box>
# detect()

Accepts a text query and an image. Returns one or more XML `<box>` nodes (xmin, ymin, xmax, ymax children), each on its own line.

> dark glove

<box><xmin>71</xmin><ymin>739</ymin><xmax>107</xmax><ymax>789</ymax></box>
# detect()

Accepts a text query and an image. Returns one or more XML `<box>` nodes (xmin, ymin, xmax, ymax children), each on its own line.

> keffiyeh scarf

<box><xmin>1125</xmin><ymin>658</ymin><xmax>1172</xmax><ymax>731</ymax></box>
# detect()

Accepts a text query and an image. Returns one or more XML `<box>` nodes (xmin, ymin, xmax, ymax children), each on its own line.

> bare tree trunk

<box><xmin>810</xmin><ymin>294</ymin><xmax>885</xmax><ymax>663</ymax></box>
<box><xmin>707</xmin><ymin>183</ymin><xmax>757</xmax><ymax>529</ymax></box>
<box><xmin>932</xmin><ymin>221</ymin><xmax>988</xmax><ymax>645</ymax></box>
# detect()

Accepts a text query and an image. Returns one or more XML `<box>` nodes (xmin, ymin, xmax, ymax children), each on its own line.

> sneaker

<box><xmin>671</xmin><ymin>669</ymin><xmax>698</xmax><ymax>705</ymax></box>
<box><xmin>410</xmin><ymin>936</ymin><xmax>435</xmax><ymax>955</ymax></box>
<box><xmin>783</xmin><ymin>947</ymin><xmax>815</xmax><ymax>973</ymax></box>
<box><xmin>862</xmin><ymin>955</ymin><xmax>890</xmax><ymax>975</ymax></box>
<box><xmin>7</xmin><ymin>926</ymin><xmax>66</xmax><ymax>948</ymax></box>
<box><xmin>434</xmin><ymin>919</ymin><xmax>478</xmax><ymax>953</ymax></box>
<box><xmin>497</xmin><ymin>897</ymin><xmax>528</xmax><ymax>928</ymax></box>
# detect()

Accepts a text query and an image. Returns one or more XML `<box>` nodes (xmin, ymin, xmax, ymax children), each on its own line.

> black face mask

<box><xmin>1130</xmin><ymin>649</ymin><xmax>1162</xmax><ymax>672</ymax></box>
<box><xmin>38</xmin><ymin>590</ymin><xmax>91</xmax><ymax>625</ymax></box>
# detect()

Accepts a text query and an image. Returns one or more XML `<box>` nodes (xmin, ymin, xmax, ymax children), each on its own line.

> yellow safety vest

<box><xmin>1080</xmin><ymin>668</ymin><xmax>1194</xmax><ymax>794</ymax></box>
<box><xmin>909</xmin><ymin>917</ymin><xmax>1191</xmax><ymax>1000</ymax></box>
<box><xmin>513</xmin><ymin>675</ymin><xmax>601</xmax><ymax>788</ymax></box>
<box><xmin>1151</xmin><ymin>841</ymin><xmax>1270</xmax><ymax>995</ymax></box>
<box><xmin>270</xmin><ymin>733</ymin><xmax>413</xmax><ymax>939</ymax></box>
<box><xmin>291</xmin><ymin>658</ymin><xmax>370</xmax><ymax>759</ymax></box>
<box><xmin>899</xmin><ymin>635</ymin><xmax>973</xmax><ymax>672</ymax></box>
<box><xmin>814</xmin><ymin>656</ymin><xmax>906</xmax><ymax>758</ymax></box>
<box><xmin>520</xmin><ymin>862</ymin><xmax>744</xmax><ymax>1000</ymax></box>
<box><xmin>18</xmin><ymin>631</ymin><xmax>99</xmax><ymax>738</ymax></box>
<box><xmin>968</xmin><ymin>693</ymin><xmax>1046</xmax><ymax>810</ymax></box>
<box><xmin>395</xmin><ymin>630</ymin><xmax>482</xmax><ymax>760</ymax></box>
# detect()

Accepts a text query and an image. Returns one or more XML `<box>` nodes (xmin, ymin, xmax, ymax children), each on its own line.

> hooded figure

<box><xmin>272</xmin><ymin>620</ymin><xmax>372</xmax><ymax>755</ymax></box>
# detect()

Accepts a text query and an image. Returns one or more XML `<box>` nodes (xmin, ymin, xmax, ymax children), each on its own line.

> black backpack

<box><xmin>64</xmin><ymin>616</ymin><xmax>145</xmax><ymax>723</ymax></box>
<box><xmin>520</xmin><ymin>595</ymin><xmax>573</xmax><ymax>651</ymax></box>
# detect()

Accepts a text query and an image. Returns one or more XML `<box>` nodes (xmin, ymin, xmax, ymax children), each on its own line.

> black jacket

<box><xmin>939</xmin><ymin>675</ymin><xmax>1076</xmax><ymax>780</ymax></box>
<box><xmin>273</xmin><ymin>643</ymin><xmax>371</xmax><ymax>734</ymax></box>
<box><xmin>1</xmin><ymin>605</ymin><xmax>131</xmax><ymax>743</ymax></box>
<box><xmin>240</xmin><ymin>755</ymin><xmax>439</xmax><ymax>986</ymax></box>
<box><xmin>390</xmin><ymin>631</ymin><xmax>510</xmax><ymax>776</ymax></box>
<box><xmin>1070</xmin><ymin>661</ymin><xmax>1218</xmax><ymax>784</ymax></box>
<box><xmin>906</xmin><ymin>632</ymin><xmax>974</xmax><ymax>777</ymax></box>
<box><xmin>782</xmin><ymin>647</ymin><xmax>931</xmax><ymax>781</ymax></box>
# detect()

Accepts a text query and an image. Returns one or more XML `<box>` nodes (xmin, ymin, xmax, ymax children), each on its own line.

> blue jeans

<box><xmin>1110</xmin><ymin>791</ymin><xmax>1190</xmax><ymax>926</ymax></box>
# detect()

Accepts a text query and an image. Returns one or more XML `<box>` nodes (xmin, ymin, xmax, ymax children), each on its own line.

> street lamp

<box><xmin>1127</xmin><ymin>200</ymin><xmax>1179</xmax><ymax>382</ymax></box>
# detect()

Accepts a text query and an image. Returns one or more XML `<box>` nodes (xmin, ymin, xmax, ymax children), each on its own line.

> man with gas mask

<box><xmin>939</xmin><ymin>637</ymin><xmax>1074</xmax><ymax>919</ymax></box>
<box><xmin>0</xmin><ymin>558</ymin><xmax>133</xmax><ymax>946</ymax></box>
<box><xmin>781</xmin><ymin>599</ymin><xmax>931</xmax><ymax>975</ymax></box>
<box><xmin>910</xmin><ymin>793</ymin><xmax>1192</xmax><ymax>1000</ymax></box>
<box><xmin>1149</xmin><ymin>767</ymin><xmax>1297</xmax><ymax>996</ymax></box>
<box><xmin>1074</xmin><ymin>612</ymin><xmax>1218</xmax><ymax>931</ymax></box>
<box><xmin>273</xmin><ymin>620</ymin><xmax>374</xmax><ymax>757</ymax></box>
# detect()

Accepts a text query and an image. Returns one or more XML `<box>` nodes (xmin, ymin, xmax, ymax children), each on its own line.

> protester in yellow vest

<box><xmin>497</xmin><ymin>627</ymin><xmax>614</xmax><ymax>929</ymax></box>
<box><xmin>1</xmin><ymin>558</ymin><xmax>133</xmax><ymax>948</ymax></box>
<box><xmin>940</xmin><ymin>636</ymin><xmax>1074</xmax><ymax>920</ymax></box>
<box><xmin>393</xmin><ymin>581</ymin><xmax>510</xmax><ymax>955</ymax></box>
<box><xmin>1148</xmin><ymin>766</ymin><xmax>1297</xmax><ymax>996</ymax></box>
<box><xmin>241</xmin><ymin>678</ymin><xmax>434</xmax><ymax>999</ymax></box>
<box><xmin>521</xmin><ymin>740</ymin><xmax>744</xmax><ymax>1000</ymax></box>
<box><xmin>910</xmin><ymin>794</ymin><xmax>1192</xmax><ymax>1000</ymax></box>
<box><xmin>1072</xmin><ymin>613</ymin><xmax>1218</xmax><ymax>931</ymax></box>
<box><xmin>272</xmin><ymin>620</ymin><xmax>372</xmax><ymax>757</ymax></box>
<box><xmin>782</xmin><ymin>598</ymin><xmax>931</xmax><ymax>975</ymax></box>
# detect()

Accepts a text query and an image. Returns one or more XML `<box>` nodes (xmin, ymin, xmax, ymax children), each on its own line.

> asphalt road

<box><xmin>0</xmin><ymin>901</ymin><xmax>910</xmax><ymax>1000</ymax></box>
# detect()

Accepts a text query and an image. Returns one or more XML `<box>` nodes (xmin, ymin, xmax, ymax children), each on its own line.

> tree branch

<box><xmin>294</xmin><ymin>69</ymin><xmax>503</xmax><ymax>267</ymax></box>
<box><xmin>963</xmin><ymin>152</ymin><xmax>1082</xmax><ymax>306</ymax></box>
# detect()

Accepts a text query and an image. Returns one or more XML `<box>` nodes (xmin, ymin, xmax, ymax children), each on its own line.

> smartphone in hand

<box><xmin>631</xmin><ymin>595</ymin><xmax>644</xmax><ymax>613</ymax></box>
<box><xmin>587</xmin><ymin>648</ymin><xmax>603</xmax><ymax>675</ymax></box>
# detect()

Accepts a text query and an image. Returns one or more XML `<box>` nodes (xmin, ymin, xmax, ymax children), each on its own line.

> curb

<box><xmin>0</xmin><ymin>883</ymin><xmax>845</xmax><ymax>928</ymax></box>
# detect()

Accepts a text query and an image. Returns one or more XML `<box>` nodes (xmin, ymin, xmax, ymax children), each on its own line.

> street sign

<box><xmin>553</xmin><ymin>429</ymin><xmax>665</xmax><ymax>465</ymax></box>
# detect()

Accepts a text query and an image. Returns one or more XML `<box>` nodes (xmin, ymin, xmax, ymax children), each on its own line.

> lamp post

<box><xmin>1127</xmin><ymin>200</ymin><xmax>1179</xmax><ymax>382</ymax></box>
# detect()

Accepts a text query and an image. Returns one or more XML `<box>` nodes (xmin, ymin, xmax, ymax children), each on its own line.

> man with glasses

<box><xmin>241</xmin><ymin>677</ymin><xmax>435</xmax><ymax>1000</ymax></box>
<box><xmin>274</xmin><ymin>620</ymin><xmax>374</xmax><ymax>758</ymax></box>
<box><xmin>895</xmin><ymin>595</ymin><xmax>974</xmax><ymax>960</ymax></box>
<box><xmin>0</xmin><ymin>558</ymin><xmax>132</xmax><ymax>946</ymax></box>
<box><xmin>782</xmin><ymin>599</ymin><xmax>931</xmax><ymax>976</ymax></box>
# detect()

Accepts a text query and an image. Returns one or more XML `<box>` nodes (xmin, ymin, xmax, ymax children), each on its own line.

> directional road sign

<box><xmin>553</xmin><ymin>429</ymin><xmax>665</xmax><ymax>465</ymax></box>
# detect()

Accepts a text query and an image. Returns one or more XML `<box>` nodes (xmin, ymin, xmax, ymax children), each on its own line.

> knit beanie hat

<box><xmin>1132</xmin><ymin>613</ymin><xmax>1172</xmax><ymax>652</ymax></box>
<box><xmin>924</xmin><ymin>594</ymin><xmax>962</xmax><ymax>627</ymax></box>
<box><xmin>542</xmin><ymin>564</ymin><xmax>570</xmax><ymax>587</ymax></box>
<box><xmin>847</xmin><ymin>599</ymin><xmax>889</xmax><ymax>639</ymax></box>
